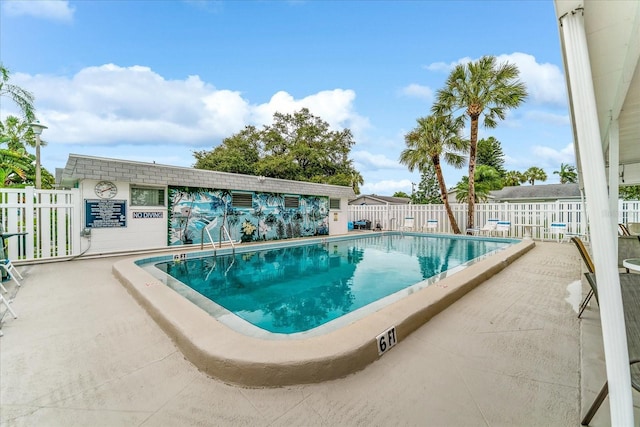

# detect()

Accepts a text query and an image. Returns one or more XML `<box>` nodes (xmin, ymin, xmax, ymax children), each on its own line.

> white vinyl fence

<box><xmin>349</xmin><ymin>199</ymin><xmax>636</xmax><ymax>241</ymax></box>
<box><xmin>1</xmin><ymin>186</ymin><xmax>639</xmax><ymax>262</ymax></box>
<box><xmin>1</xmin><ymin>187</ymin><xmax>80</xmax><ymax>262</ymax></box>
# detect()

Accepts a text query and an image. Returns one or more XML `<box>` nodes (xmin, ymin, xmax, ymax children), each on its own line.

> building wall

<box><xmin>168</xmin><ymin>186</ymin><xmax>331</xmax><ymax>245</ymax></box>
<box><xmin>77</xmin><ymin>179</ymin><xmax>349</xmax><ymax>254</ymax></box>
<box><xmin>79</xmin><ymin>179</ymin><xmax>167</xmax><ymax>254</ymax></box>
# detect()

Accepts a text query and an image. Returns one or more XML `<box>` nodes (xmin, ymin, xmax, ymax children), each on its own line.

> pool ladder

<box><xmin>200</xmin><ymin>223</ymin><xmax>235</xmax><ymax>256</ymax></box>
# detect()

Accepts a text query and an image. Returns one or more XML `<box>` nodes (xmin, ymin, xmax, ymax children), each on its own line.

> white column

<box><xmin>560</xmin><ymin>8</ymin><xmax>634</xmax><ymax>425</ymax></box>
<box><xmin>609</xmin><ymin>119</ymin><xmax>620</xmax><ymax>241</ymax></box>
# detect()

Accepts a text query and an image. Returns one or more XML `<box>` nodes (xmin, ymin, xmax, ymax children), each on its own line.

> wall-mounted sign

<box><xmin>132</xmin><ymin>211</ymin><xmax>164</xmax><ymax>219</ymax></box>
<box><xmin>85</xmin><ymin>199</ymin><xmax>127</xmax><ymax>228</ymax></box>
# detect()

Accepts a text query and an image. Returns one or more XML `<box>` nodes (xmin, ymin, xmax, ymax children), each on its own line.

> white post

<box><xmin>560</xmin><ymin>9</ymin><xmax>634</xmax><ymax>425</ymax></box>
<box><xmin>609</xmin><ymin>120</ymin><xmax>620</xmax><ymax>240</ymax></box>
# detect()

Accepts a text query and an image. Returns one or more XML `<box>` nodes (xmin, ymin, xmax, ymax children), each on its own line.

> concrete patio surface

<box><xmin>0</xmin><ymin>241</ymin><xmax>636</xmax><ymax>426</ymax></box>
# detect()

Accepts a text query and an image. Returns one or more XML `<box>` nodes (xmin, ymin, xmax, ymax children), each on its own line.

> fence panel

<box><xmin>1</xmin><ymin>187</ymin><xmax>79</xmax><ymax>261</ymax></box>
<box><xmin>348</xmin><ymin>200</ymin><xmax>592</xmax><ymax>240</ymax></box>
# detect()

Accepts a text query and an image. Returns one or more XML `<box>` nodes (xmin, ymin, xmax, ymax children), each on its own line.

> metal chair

<box><xmin>0</xmin><ymin>259</ymin><xmax>22</xmax><ymax>289</ymax></box>
<box><xmin>400</xmin><ymin>217</ymin><xmax>414</xmax><ymax>232</ymax></box>
<box><xmin>423</xmin><ymin>219</ymin><xmax>438</xmax><ymax>232</ymax></box>
<box><xmin>494</xmin><ymin>221</ymin><xmax>511</xmax><ymax>237</ymax></box>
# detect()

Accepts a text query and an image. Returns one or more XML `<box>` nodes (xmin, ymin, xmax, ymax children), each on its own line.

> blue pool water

<box><xmin>151</xmin><ymin>234</ymin><xmax>515</xmax><ymax>334</ymax></box>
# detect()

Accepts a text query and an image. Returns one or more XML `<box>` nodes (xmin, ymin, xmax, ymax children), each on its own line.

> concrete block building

<box><xmin>57</xmin><ymin>154</ymin><xmax>355</xmax><ymax>254</ymax></box>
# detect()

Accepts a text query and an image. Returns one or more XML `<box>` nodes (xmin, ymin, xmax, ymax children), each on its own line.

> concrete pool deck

<box><xmin>114</xmin><ymin>237</ymin><xmax>534</xmax><ymax>387</ymax></box>
<box><xmin>1</xmin><ymin>241</ymin><xmax>638</xmax><ymax>425</ymax></box>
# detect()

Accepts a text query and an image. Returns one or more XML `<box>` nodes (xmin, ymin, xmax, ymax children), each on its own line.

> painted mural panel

<box><xmin>168</xmin><ymin>186</ymin><xmax>329</xmax><ymax>246</ymax></box>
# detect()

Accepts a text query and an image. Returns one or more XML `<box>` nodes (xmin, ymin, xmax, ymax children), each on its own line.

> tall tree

<box><xmin>0</xmin><ymin>115</ymin><xmax>54</xmax><ymax>188</ymax></box>
<box><xmin>477</xmin><ymin>136</ymin><xmax>506</xmax><ymax>177</ymax></box>
<box><xmin>0</xmin><ymin>64</ymin><xmax>35</xmax><ymax>121</ymax></box>
<box><xmin>194</xmin><ymin>108</ymin><xmax>362</xmax><ymax>193</ymax></box>
<box><xmin>399</xmin><ymin>115</ymin><xmax>468</xmax><ymax>234</ymax></box>
<box><xmin>553</xmin><ymin>163</ymin><xmax>578</xmax><ymax>184</ymax></box>
<box><xmin>620</xmin><ymin>185</ymin><xmax>640</xmax><ymax>200</ymax></box>
<box><xmin>193</xmin><ymin>126</ymin><xmax>260</xmax><ymax>175</ymax></box>
<box><xmin>433</xmin><ymin>55</ymin><xmax>527</xmax><ymax>232</ymax></box>
<box><xmin>454</xmin><ymin>165</ymin><xmax>502</xmax><ymax>203</ymax></box>
<box><xmin>412</xmin><ymin>163</ymin><xmax>442</xmax><ymax>204</ymax></box>
<box><xmin>523</xmin><ymin>166</ymin><xmax>547</xmax><ymax>185</ymax></box>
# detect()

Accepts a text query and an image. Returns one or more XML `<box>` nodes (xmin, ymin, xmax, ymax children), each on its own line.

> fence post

<box><xmin>24</xmin><ymin>187</ymin><xmax>35</xmax><ymax>259</ymax></box>
<box><xmin>72</xmin><ymin>188</ymin><xmax>82</xmax><ymax>256</ymax></box>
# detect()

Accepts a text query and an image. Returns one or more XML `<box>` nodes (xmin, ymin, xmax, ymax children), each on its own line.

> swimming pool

<box><xmin>149</xmin><ymin>234</ymin><xmax>513</xmax><ymax>336</ymax></box>
<box><xmin>115</xmin><ymin>232</ymin><xmax>533</xmax><ymax>386</ymax></box>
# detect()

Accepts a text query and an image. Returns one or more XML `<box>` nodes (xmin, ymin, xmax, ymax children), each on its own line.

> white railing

<box><xmin>1</xmin><ymin>186</ymin><xmax>639</xmax><ymax>261</ymax></box>
<box><xmin>349</xmin><ymin>199</ymin><xmax>618</xmax><ymax>241</ymax></box>
<box><xmin>1</xmin><ymin>187</ymin><xmax>80</xmax><ymax>261</ymax></box>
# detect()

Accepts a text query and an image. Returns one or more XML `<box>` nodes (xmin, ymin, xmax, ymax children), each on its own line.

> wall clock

<box><xmin>94</xmin><ymin>180</ymin><xmax>118</xmax><ymax>199</ymax></box>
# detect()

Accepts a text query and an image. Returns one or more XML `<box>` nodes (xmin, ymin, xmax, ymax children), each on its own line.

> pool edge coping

<box><xmin>113</xmin><ymin>238</ymin><xmax>535</xmax><ymax>387</ymax></box>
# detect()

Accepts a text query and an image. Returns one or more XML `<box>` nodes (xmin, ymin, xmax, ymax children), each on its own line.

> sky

<box><xmin>0</xmin><ymin>0</ymin><xmax>574</xmax><ymax>195</ymax></box>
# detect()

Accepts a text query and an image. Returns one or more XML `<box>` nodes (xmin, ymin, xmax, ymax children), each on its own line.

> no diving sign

<box><xmin>132</xmin><ymin>211</ymin><xmax>164</xmax><ymax>219</ymax></box>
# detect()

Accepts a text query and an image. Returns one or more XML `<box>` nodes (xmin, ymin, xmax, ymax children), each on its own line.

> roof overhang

<box><xmin>555</xmin><ymin>0</ymin><xmax>640</xmax><ymax>185</ymax></box>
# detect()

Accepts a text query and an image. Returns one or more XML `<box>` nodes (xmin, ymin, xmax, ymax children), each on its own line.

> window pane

<box><xmin>131</xmin><ymin>187</ymin><xmax>165</xmax><ymax>206</ymax></box>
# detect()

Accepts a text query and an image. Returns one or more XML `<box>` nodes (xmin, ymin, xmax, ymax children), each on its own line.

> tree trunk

<box><xmin>467</xmin><ymin>115</ymin><xmax>480</xmax><ymax>233</ymax></box>
<box><xmin>433</xmin><ymin>156</ymin><xmax>461</xmax><ymax>234</ymax></box>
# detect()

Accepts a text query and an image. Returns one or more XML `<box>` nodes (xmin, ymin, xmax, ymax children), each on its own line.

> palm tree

<box><xmin>454</xmin><ymin>165</ymin><xmax>502</xmax><ymax>203</ymax></box>
<box><xmin>0</xmin><ymin>147</ymin><xmax>30</xmax><ymax>187</ymax></box>
<box><xmin>399</xmin><ymin>115</ymin><xmax>468</xmax><ymax>234</ymax></box>
<box><xmin>433</xmin><ymin>55</ymin><xmax>527</xmax><ymax>232</ymax></box>
<box><xmin>0</xmin><ymin>64</ymin><xmax>35</xmax><ymax>121</ymax></box>
<box><xmin>503</xmin><ymin>170</ymin><xmax>525</xmax><ymax>187</ymax></box>
<box><xmin>554</xmin><ymin>163</ymin><xmax>578</xmax><ymax>184</ymax></box>
<box><xmin>523</xmin><ymin>166</ymin><xmax>547</xmax><ymax>185</ymax></box>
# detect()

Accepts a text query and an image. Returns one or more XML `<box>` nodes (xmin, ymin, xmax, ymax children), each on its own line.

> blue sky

<box><xmin>0</xmin><ymin>0</ymin><xmax>573</xmax><ymax>195</ymax></box>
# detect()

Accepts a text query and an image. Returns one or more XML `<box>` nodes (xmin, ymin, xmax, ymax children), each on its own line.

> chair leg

<box><xmin>2</xmin><ymin>260</ymin><xmax>23</xmax><ymax>280</ymax></box>
<box><xmin>578</xmin><ymin>289</ymin><xmax>594</xmax><ymax>318</ymax></box>
<box><xmin>0</xmin><ymin>264</ymin><xmax>21</xmax><ymax>288</ymax></box>
<box><xmin>0</xmin><ymin>293</ymin><xmax>17</xmax><ymax>319</ymax></box>
<box><xmin>581</xmin><ymin>381</ymin><xmax>608</xmax><ymax>425</ymax></box>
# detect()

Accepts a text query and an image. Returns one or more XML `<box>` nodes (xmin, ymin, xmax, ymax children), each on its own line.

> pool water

<box><xmin>152</xmin><ymin>234</ymin><xmax>513</xmax><ymax>334</ymax></box>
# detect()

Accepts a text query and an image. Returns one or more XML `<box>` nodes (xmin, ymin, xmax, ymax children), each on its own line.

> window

<box><xmin>232</xmin><ymin>192</ymin><xmax>253</xmax><ymax>208</ymax></box>
<box><xmin>330</xmin><ymin>198</ymin><xmax>341</xmax><ymax>209</ymax></box>
<box><xmin>131</xmin><ymin>187</ymin><xmax>165</xmax><ymax>206</ymax></box>
<box><xmin>284</xmin><ymin>196</ymin><xmax>299</xmax><ymax>208</ymax></box>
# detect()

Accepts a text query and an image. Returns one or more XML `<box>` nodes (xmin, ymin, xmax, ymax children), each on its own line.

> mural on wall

<box><xmin>168</xmin><ymin>186</ymin><xmax>329</xmax><ymax>246</ymax></box>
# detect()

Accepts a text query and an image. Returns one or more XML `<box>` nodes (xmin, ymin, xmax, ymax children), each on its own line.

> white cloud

<box><xmin>6</xmin><ymin>64</ymin><xmax>368</xmax><ymax>146</ymax></box>
<box><xmin>399</xmin><ymin>84</ymin><xmax>433</xmax><ymax>101</ymax></box>
<box><xmin>524</xmin><ymin>110</ymin><xmax>570</xmax><ymax>126</ymax></box>
<box><xmin>424</xmin><ymin>57</ymin><xmax>473</xmax><ymax>72</ymax></box>
<box><xmin>532</xmin><ymin>142</ymin><xmax>575</xmax><ymax>165</ymax></box>
<box><xmin>425</xmin><ymin>53</ymin><xmax>566</xmax><ymax>107</ymax></box>
<box><xmin>496</xmin><ymin>53</ymin><xmax>566</xmax><ymax>106</ymax></box>
<box><xmin>253</xmin><ymin>89</ymin><xmax>370</xmax><ymax>136</ymax></box>
<box><xmin>351</xmin><ymin>151</ymin><xmax>405</xmax><ymax>171</ymax></box>
<box><xmin>360</xmin><ymin>179</ymin><xmax>413</xmax><ymax>196</ymax></box>
<box><xmin>2</xmin><ymin>0</ymin><xmax>74</xmax><ymax>22</ymax></box>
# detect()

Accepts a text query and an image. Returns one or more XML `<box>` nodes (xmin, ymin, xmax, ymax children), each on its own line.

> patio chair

<box><xmin>400</xmin><ymin>217</ymin><xmax>414</xmax><ymax>232</ymax></box>
<box><xmin>546</xmin><ymin>222</ymin><xmax>585</xmax><ymax>242</ymax></box>
<box><xmin>619</xmin><ymin>223</ymin><xmax>631</xmax><ymax>236</ymax></box>
<box><xmin>570</xmin><ymin>237</ymin><xmax>597</xmax><ymax>318</ymax></box>
<box><xmin>474</xmin><ymin>219</ymin><xmax>499</xmax><ymax>236</ymax></box>
<box><xmin>618</xmin><ymin>235</ymin><xmax>640</xmax><ymax>272</ymax></box>
<box><xmin>0</xmin><ymin>291</ymin><xmax>17</xmax><ymax>321</ymax></box>
<box><xmin>580</xmin><ymin>273</ymin><xmax>640</xmax><ymax>425</ymax></box>
<box><xmin>0</xmin><ymin>258</ymin><xmax>23</xmax><ymax>286</ymax></box>
<box><xmin>494</xmin><ymin>221</ymin><xmax>511</xmax><ymax>237</ymax></box>
<box><xmin>423</xmin><ymin>219</ymin><xmax>438</xmax><ymax>232</ymax></box>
